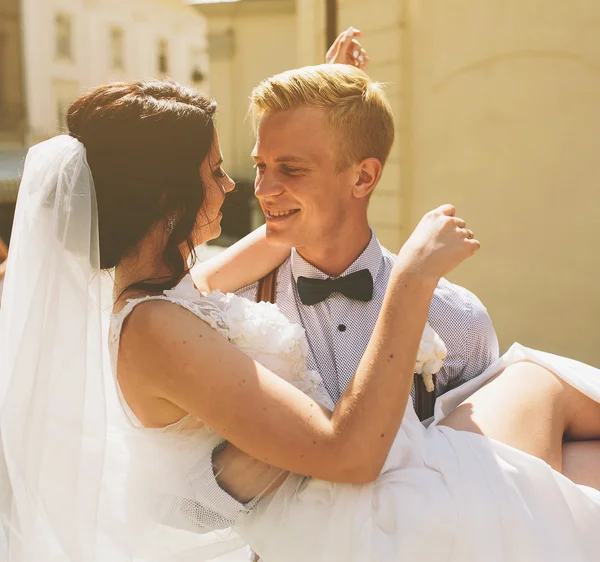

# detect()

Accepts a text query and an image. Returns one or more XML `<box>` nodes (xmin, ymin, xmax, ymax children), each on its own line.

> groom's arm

<box><xmin>429</xmin><ymin>278</ymin><xmax>499</xmax><ymax>395</ymax></box>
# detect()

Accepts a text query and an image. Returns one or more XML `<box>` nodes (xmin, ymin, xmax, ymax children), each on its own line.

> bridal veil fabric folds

<box><xmin>0</xmin><ymin>136</ymin><xmax>108</xmax><ymax>560</ymax></box>
<box><xmin>0</xmin><ymin>137</ymin><xmax>246</xmax><ymax>561</ymax></box>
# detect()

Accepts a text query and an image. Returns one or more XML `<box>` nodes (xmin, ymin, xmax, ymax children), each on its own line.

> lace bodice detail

<box><xmin>110</xmin><ymin>275</ymin><xmax>335</xmax><ymax>415</ymax></box>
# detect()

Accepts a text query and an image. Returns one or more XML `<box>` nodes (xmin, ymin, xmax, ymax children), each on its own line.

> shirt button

<box><xmin>338</xmin><ymin>324</ymin><xmax>346</xmax><ymax>332</ymax></box>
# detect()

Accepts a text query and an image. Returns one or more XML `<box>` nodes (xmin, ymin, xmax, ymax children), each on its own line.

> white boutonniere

<box><xmin>415</xmin><ymin>322</ymin><xmax>447</xmax><ymax>392</ymax></box>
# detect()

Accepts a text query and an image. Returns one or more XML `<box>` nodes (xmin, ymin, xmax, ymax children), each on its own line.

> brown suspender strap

<box><xmin>256</xmin><ymin>266</ymin><xmax>279</xmax><ymax>304</ymax></box>
<box><xmin>414</xmin><ymin>373</ymin><xmax>437</xmax><ymax>421</ymax></box>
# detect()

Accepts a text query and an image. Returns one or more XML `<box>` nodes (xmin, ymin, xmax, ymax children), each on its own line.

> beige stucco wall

<box><xmin>297</xmin><ymin>0</ymin><xmax>600</xmax><ymax>366</ymax></box>
<box><xmin>203</xmin><ymin>8</ymin><xmax>297</xmax><ymax>181</ymax></box>
<box><xmin>296</xmin><ymin>0</ymin><xmax>409</xmax><ymax>249</ymax></box>
<box><xmin>336</xmin><ymin>0</ymin><xmax>409</xmax><ymax>252</ymax></box>
<box><xmin>407</xmin><ymin>0</ymin><xmax>600</xmax><ymax>364</ymax></box>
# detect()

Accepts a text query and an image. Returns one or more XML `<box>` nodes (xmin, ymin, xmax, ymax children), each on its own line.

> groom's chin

<box><xmin>265</xmin><ymin>226</ymin><xmax>294</xmax><ymax>248</ymax></box>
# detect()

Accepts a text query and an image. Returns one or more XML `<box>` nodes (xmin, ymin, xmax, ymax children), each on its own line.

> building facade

<box><xmin>21</xmin><ymin>0</ymin><xmax>208</xmax><ymax>145</ymax></box>
<box><xmin>0</xmin><ymin>0</ymin><xmax>208</xmax><ymax>239</ymax></box>
<box><xmin>198</xmin><ymin>0</ymin><xmax>600</xmax><ymax>365</ymax></box>
<box><xmin>296</xmin><ymin>0</ymin><xmax>600</xmax><ymax>366</ymax></box>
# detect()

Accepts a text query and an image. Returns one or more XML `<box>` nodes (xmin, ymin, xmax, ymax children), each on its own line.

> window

<box><xmin>190</xmin><ymin>47</ymin><xmax>206</xmax><ymax>84</ymax></box>
<box><xmin>55</xmin><ymin>13</ymin><xmax>73</xmax><ymax>60</ymax></box>
<box><xmin>158</xmin><ymin>39</ymin><xmax>169</xmax><ymax>75</ymax></box>
<box><xmin>110</xmin><ymin>27</ymin><xmax>125</xmax><ymax>70</ymax></box>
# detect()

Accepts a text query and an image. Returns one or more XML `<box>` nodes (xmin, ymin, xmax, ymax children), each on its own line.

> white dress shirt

<box><xmin>182</xmin><ymin>234</ymin><xmax>500</xmax><ymax>535</ymax></box>
<box><xmin>237</xmin><ymin>233</ymin><xmax>499</xmax><ymax>404</ymax></box>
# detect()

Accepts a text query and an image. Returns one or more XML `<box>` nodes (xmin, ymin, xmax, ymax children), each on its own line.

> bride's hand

<box><xmin>325</xmin><ymin>26</ymin><xmax>370</xmax><ymax>70</ymax></box>
<box><xmin>395</xmin><ymin>204</ymin><xmax>480</xmax><ymax>283</ymax></box>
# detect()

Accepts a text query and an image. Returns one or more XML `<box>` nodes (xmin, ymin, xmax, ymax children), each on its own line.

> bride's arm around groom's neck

<box><xmin>191</xmin><ymin>225</ymin><xmax>290</xmax><ymax>294</ymax></box>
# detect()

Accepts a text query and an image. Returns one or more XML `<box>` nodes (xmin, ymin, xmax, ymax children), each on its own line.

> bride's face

<box><xmin>194</xmin><ymin>132</ymin><xmax>234</xmax><ymax>245</ymax></box>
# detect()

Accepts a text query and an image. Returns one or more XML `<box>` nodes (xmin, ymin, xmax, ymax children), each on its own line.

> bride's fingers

<box><xmin>461</xmin><ymin>230</ymin><xmax>481</xmax><ymax>254</ymax></box>
<box><xmin>457</xmin><ymin>227</ymin><xmax>475</xmax><ymax>240</ymax></box>
<box><xmin>325</xmin><ymin>42</ymin><xmax>341</xmax><ymax>62</ymax></box>
<box><xmin>348</xmin><ymin>47</ymin><xmax>364</xmax><ymax>67</ymax></box>
<box><xmin>350</xmin><ymin>40</ymin><xmax>364</xmax><ymax>60</ymax></box>
<box><xmin>326</xmin><ymin>29</ymin><xmax>354</xmax><ymax>63</ymax></box>
<box><xmin>452</xmin><ymin>217</ymin><xmax>466</xmax><ymax>228</ymax></box>
<box><xmin>437</xmin><ymin>204</ymin><xmax>456</xmax><ymax>217</ymax></box>
<box><xmin>466</xmin><ymin>237</ymin><xmax>481</xmax><ymax>254</ymax></box>
<box><xmin>337</xmin><ymin>29</ymin><xmax>359</xmax><ymax>57</ymax></box>
<box><xmin>355</xmin><ymin>48</ymin><xmax>368</xmax><ymax>68</ymax></box>
<box><xmin>326</xmin><ymin>29</ymin><xmax>347</xmax><ymax>56</ymax></box>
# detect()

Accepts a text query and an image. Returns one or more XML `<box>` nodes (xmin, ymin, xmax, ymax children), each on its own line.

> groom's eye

<box><xmin>281</xmin><ymin>166</ymin><xmax>305</xmax><ymax>176</ymax></box>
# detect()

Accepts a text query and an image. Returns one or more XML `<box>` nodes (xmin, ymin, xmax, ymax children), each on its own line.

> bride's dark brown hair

<box><xmin>67</xmin><ymin>79</ymin><xmax>217</xmax><ymax>292</ymax></box>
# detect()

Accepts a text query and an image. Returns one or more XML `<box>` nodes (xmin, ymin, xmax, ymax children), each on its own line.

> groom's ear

<box><xmin>351</xmin><ymin>157</ymin><xmax>383</xmax><ymax>199</ymax></box>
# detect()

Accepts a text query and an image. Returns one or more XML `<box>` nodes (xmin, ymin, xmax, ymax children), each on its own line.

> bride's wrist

<box><xmin>391</xmin><ymin>254</ymin><xmax>441</xmax><ymax>290</ymax></box>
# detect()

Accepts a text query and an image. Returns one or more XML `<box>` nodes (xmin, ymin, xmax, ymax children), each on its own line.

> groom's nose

<box><xmin>255</xmin><ymin>173</ymin><xmax>284</xmax><ymax>199</ymax></box>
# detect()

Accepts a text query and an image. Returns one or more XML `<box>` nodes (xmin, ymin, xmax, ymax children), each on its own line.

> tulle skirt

<box><xmin>240</xmin><ymin>344</ymin><xmax>600</xmax><ymax>562</ymax></box>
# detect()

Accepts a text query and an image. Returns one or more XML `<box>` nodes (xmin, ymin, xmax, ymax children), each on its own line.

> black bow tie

<box><xmin>296</xmin><ymin>269</ymin><xmax>373</xmax><ymax>306</ymax></box>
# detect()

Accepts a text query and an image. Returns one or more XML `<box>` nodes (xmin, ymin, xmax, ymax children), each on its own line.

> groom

<box><xmin>236</xmin><ymin>63</ymin><xmax>499</xmax><ymax>418</ymax></box>
<box><xmin>184</xmin><ymin>65</ymin><xmax>499</xmax><ymax>558</ymax></box>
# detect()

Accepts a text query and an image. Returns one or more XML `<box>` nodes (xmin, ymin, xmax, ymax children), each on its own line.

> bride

<box><xmin>1</xmin><ymin>76</ymin><xmax>600</xmax><ymax>562</ymax></box>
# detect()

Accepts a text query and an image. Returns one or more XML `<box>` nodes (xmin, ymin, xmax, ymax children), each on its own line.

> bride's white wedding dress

<box><xmin>111</xmin><ymin>275</ymin><xmax>600</xmax><ymax>562</ymax></box>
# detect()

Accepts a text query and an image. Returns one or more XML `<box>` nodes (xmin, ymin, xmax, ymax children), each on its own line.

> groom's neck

<box><xmin>295</xmin><ymin>222</ymin><xmax>372</xmax><ymax>278</ymax></box>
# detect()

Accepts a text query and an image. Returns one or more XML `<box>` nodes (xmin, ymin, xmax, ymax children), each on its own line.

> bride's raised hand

<box><xmin>325</xmin><ymin>26</ymin><xmax>370</xmax><ymax>70</ymax></box>
<box><xmin>395</xmin><ymin>204</ymin><xmax>480</xmax><ymax>283</ymax></box>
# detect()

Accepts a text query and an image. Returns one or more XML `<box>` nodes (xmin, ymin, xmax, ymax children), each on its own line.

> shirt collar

<box><xmin>291</xmin><ymin>231</ymin><xmax>384</xmax><ymax>283</ymax></box>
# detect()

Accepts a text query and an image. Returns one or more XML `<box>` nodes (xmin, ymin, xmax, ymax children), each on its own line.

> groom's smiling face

<box><xmin>252</xmin><ymin>106</ymin><xmax>358</xmax><ymax>249</ymax></box>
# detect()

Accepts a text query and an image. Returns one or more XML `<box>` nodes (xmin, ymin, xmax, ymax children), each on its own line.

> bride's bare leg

<box><xmin>438</xmin><ymin>362</ymin><xmax>600</xmax><ymax>474</ymax></box>
<box><xmin>563</xmin><ymin>441</ymin><xmax>600</xmax><ymax>490</ymax></box>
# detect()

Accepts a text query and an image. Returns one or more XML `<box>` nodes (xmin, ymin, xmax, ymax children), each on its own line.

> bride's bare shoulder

<box><xmin>116</xmin><ymin>297</ymin><xmax>228</xmax><ymax>406</ymax></box>
<box><xmin>119</xmin><ymin>297</ymin><xmax>223</xmax><ymax>357</ymax></box>
<box><xmin>116</xmin><ymin>299</ymin><xmax>200</xmax><ymax>427</ymax></box>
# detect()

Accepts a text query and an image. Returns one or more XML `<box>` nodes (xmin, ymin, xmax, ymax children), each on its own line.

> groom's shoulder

<box><xmin>429</xmin><ymin>278</ymin><xmax>499</xmax><ymax>386</ymax></box>
<box><xmin>378</xmin><ymin>244</ymin><xmax>486</xmax><ymax>315</ymax></box>
<box><xmin>429</xmin><ymin>277</ymin><xmax>497</xmax><ymax>353</ymax></box>
<box><xmin>431</xmin><ymin>278</ymin><xmax>487</xmax><ymax>317</ymax></box>
<box><xmin>379</xmin><ymin>243</ymin><xmax>397</xmax><ymax>264</ymax></box>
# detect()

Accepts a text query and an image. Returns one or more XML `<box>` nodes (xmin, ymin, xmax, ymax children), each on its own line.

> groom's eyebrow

<box><xmin>250</xmin><ymin>152</ymin><xmax>314</xmax><ymax>165</ymax></box>
<box><xmin>274</xmin><ymin>155</ymin><xmax>312</xmax><ymax>165</ymax></box>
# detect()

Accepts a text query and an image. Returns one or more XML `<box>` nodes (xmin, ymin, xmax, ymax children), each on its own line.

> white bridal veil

<box><xmin>0</xmin><ymin>136</ymin><xmax>250</xmax><ymax>561</ymax></box>
<box><xmin>0</xmin><ymin>136</ymin><xmax>108</xmax><ymax>560</ymax></box>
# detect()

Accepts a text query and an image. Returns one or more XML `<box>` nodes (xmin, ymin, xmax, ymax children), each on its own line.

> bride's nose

<box><xmin>221</xmin><ymin>174</ymin><xmax>235</xmax><ymax>194</ymax></box>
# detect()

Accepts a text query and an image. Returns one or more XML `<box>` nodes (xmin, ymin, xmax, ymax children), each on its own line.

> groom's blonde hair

<box><xmin>249</xmin><ymin>64</ymin><xmax>395</xmax><ymax>171</ymax></box>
